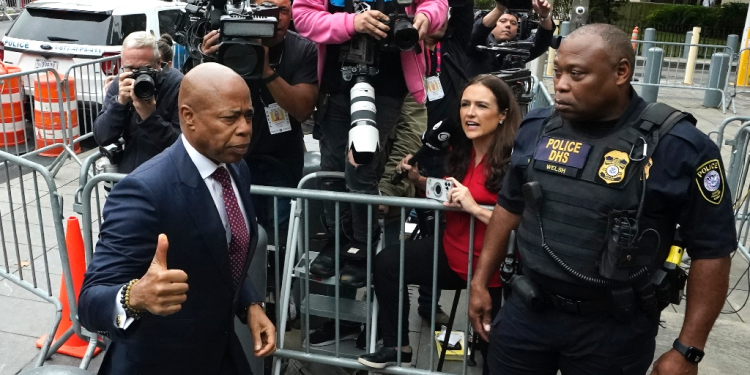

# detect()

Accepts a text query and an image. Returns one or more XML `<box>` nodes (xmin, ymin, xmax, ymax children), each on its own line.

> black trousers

<box><xmin>374</xmin><ymin>235</ymin><xmax>502</xmax><ymax>347</ymax></box>
<box><xmin>318</xmin><ymin>92</ymin><xmax>403</xmax><ymax>243</ymax></box>
<box><xmin>488</xmin><ymin>291</ymin><xmax>660</xmax><ymax>375</ymax></box>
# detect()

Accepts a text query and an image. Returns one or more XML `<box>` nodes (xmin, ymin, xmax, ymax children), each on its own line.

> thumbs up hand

<box><xmin>129</xmin><ymin>234</ymin><xmax>189</xmax><ymax>316</ymax></box>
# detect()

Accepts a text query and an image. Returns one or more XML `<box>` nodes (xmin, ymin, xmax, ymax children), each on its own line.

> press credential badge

<box><xmin>426</xmin><ymin>76</ymin><xmax>445</xmax><ymax>101</ymax></box>
<box><xmin>265</xmin><ymin>103</ymin><xmax>292</xmax><ymax>134</ymax></box>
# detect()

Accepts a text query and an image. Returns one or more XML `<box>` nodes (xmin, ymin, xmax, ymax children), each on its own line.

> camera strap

<box><xmin>425</xmin><ymin>43</ymin><xmax>445</xmax><ymax>102</ymax></box>
<box><xmin>425</xmin><ymin>42</ymin><xmax>441</xmax><ymax>76</ymax></box>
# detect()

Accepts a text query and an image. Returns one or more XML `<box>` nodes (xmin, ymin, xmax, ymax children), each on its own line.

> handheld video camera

<box><xmin>131</xmin><ymin>67</ymin><xmax>160</xmax><ymax>100</ymax></box>
<box><xmin>175</xmin><ymin>0</ymin><xmax>279</xmax><ymax>79</ymax></box>
<box><xmin>475</xmin><ymin>0</ymin><xmax>539</xmax><ymax>111</ymax></box>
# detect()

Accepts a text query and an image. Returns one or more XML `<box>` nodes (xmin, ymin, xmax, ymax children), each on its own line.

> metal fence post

<box><xmin>683</xmin><ymin>31</ymin><xmax>693</xmax><ymax>59</ymax></box>
<box><xmin>642</xmin><ymin>47</ymin><xmax>664</xmax><ymax>103</ymax></box>
<box><xmin>685</xmin><ymin>27</ymin><xmax>702</xmax><ymax>84</ymax></box>
<box><xmin>727</xmin><ymin>34</ymin><xmax>739</xmax><ymax>55</ymax></box>
<box><xmin>559</xmin><ymin>21</ymin><xmax>570</xmax><ymax>37</ymax></box>
<box><xmin>642</xmin><ymin>28</ymin><xmax>656</xmax><ymax>57</ymax></box>
<box><xmin>703</xmin><ymin>52</ymin><xmax>731</xmax><ymax>108</ymax></box>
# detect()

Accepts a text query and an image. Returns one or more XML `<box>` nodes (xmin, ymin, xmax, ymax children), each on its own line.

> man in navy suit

<box><xmin>79</xmin><ymin>63</ymin><xmax>276</xmax><ymax>375</ymax></box>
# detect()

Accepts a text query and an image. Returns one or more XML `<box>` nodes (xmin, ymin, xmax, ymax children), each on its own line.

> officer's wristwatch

<box><xmin>673</xmin><ymin>339</ymin><xmax>704</xmax><ymax>363</ymax></box>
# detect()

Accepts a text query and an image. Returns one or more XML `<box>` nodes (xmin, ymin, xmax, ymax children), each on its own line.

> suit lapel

<box><xmin>171</xmin><ymin>139</ymin><xmax>234</xmax><ymax>288</ymax></box>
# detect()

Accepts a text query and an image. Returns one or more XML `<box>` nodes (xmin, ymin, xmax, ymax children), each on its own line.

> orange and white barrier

<box><xmin>33</xmin><ymin>73</ymin><xmax>80</xmax><ymax>157</ymax></box>
<box><xmin>0</xmin><ymin>63</ymin><xmax>25</xmax><ymax>147</ymax></box>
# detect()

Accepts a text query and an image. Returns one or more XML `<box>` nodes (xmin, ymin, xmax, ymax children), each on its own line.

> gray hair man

<box><xmin>93</xmin><ymin>31</ymin><xmax>184</xmax><ymax>174</ymax></box>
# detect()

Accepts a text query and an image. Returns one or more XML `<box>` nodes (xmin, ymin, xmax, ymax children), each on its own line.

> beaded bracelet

<box><xmin>120</xmin><ymin>279</ymin><xmax>145</xmax><ymax>319</ymax></box>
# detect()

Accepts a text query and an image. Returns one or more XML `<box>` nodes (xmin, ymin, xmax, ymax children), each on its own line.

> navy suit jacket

<box><xmin>79</xmin><ymin>137</ymin><xmax>261</xmax><ymax>375</ymax></box>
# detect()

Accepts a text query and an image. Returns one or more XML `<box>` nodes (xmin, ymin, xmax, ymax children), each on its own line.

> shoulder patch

<box><xmin>695</xmin><ymin>159</ymin><xmax>724</xmax><ymax>205</ymax></box>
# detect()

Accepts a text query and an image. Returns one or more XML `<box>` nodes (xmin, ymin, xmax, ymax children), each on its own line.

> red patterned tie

<box><xmin>211</xmin><ymin>166</ymin><xmax>249</xmax><ymax>287</ymax></box>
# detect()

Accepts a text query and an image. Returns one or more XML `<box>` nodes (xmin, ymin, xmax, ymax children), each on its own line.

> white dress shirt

<box><xmin>115</xmin><ymin>135</ymin><xmax>250</xmax><ymax>329</ymax></box>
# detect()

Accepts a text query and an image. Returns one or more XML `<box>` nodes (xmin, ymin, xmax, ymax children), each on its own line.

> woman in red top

<box><xmin>358</xmin><ymin>75</ymin><xmax>522</xmax><ymax>369</ymax></box>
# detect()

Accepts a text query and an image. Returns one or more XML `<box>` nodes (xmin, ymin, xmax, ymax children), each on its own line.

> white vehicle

<box><xmin>1</xmin><ymin>0</ymin><xmax>186</xmax><ymax>131</ymax></box>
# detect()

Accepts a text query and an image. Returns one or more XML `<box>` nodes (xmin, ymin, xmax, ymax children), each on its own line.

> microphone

<box><xmin>390</xmin><ymin>120</ymin><xmax>455</xmax><ymax>185</ymax></box>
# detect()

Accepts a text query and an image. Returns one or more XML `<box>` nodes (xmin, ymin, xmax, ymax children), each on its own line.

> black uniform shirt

<box><xmin>247</xmin><ymin>31</ymin><xmax>318</xmax><ymax>162</ymax></box>
<box><xmin>424</xmin><ymin>0</ymin><xmax>472</xmax><ymax>129</ymax></box>
<box><xmin>498</xmin><ymin>93</ymin><xmax>737</xmax><ymax>260</ymax></box>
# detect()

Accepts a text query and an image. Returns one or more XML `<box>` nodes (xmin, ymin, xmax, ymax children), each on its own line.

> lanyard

<box><xmin>426</xmin><ymin>42</ymin><xmax>441</xmax><ymax>76</ymax></box>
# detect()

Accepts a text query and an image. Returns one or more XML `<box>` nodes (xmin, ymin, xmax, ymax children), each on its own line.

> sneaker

<box><xmin>308</xmin><ymin>320</ymin><xmax>361</xmax><ymax>347</ymax></box>
<box><xmin>358</xmin><ymin>346</ymin><xmax>413</xmax><ymax>369</ymax></box>
<box><xmin>418</xmin><ymin>307</ymin><xmax>451</xmax><ymax>329</ymax></box>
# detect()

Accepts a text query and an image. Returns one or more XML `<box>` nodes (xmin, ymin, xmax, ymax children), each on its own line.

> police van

<box><xmin>1</xmin><ymin>0</ymin><xmax>185</xmax><ymax>107</ymax></box>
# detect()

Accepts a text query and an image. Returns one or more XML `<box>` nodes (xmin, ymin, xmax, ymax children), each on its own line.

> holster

<box><xmin>610</xmin><ymin>286</ymin><xmax>636</xmax><ymax>322</ymax></box>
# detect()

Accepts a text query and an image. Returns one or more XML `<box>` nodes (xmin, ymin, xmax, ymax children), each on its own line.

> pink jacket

<box><xmin>292</xmin><ymin>0</ymin><xmax>448</xmax><ymax>104</ymax></box>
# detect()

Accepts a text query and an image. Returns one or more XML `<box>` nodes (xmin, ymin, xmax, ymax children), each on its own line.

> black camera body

<box><xmin>131</xmin><ymin>66</ymin><xmax>160</xmax><ymax>100</ymax></box>
<box><xmin>100</xmin><ymin>140</ymin><xmax>125</xmax><ymax>166</ymax></box>
<box><xmin>381</xmin><ymin>10</ymin><xmax>418</xmax><ymax>52</ymax></box>
<box><xmin>176</xmin><ymin>0</ymin><xmax>280</xmax><ymax>79</ymax></box>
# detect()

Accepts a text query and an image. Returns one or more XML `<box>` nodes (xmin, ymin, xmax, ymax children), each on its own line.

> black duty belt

<box><xmin>543</xmin><ymin>290</ymin><xmax>611</xmax><ymax>315</ymax></box>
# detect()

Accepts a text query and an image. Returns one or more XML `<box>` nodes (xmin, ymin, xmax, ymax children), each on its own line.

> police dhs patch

<box><xmin>695</xmin><ymin>159</ymin><xmax>724</xmax><ymax>205</ymax></box>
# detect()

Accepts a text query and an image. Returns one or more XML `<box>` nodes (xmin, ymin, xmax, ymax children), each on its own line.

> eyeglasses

<box><xmin>120</xmin><ymin>65</ymin><xmax>156</xmax><ymax>73</ymax></box>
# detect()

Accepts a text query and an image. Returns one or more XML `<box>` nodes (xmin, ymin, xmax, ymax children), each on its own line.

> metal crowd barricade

<box><xmin>722</xmin><ymin>122</ymin><xmax>750</xmax><ymax>261</ymax></box>
<box><xmin>541</xmin><ymin>40</ymin><xmax>735</xmax><ymax>112</ymax></box>
<box><xmin>529</xmin><ymin>77</ymin><xmax>554</xmax><ymax>111</ymax></box>
<box><xmin>73</xmin><ymin>151</ymin><xmax>108</xmax><ymax>254</ymax></box>
<box><xmin>709</xmin><ymin>116</ymin><xmax>750</xmax><ymax>149</ymax></box>
<box><xmin>0</xmin><ymin>67</ymin><xmax>82</xmax><ymax>176</ymax></box>
<box><xmin>62</xmin><ymin>54</ymin><xmax>122</xmax><ymax>141</ymax></box>
<box><xmin>0</xmin><ymin>150</ymin><xmax>98</xmax><ymax>369</ymax></box>
<box><xmin>259</xmin><ymin>171</ymin><xmax>497</xmax><ymax>375</ymax></box>
<box><xmin>629</xmin><ymin>40</ymin><xmax>735</xmax><ymax>113</ymax></box>
<box><xmin>80</xmin><ymin>172</ymin><xmax>124</xmax><ymax>268</ymax></box>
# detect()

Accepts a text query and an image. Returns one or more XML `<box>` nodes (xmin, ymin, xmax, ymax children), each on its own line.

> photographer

<box><xmin>379</xmin><ymin>0</ymin><xmax>474</xmax><ymax>328</ymax></box>
<box><xmin>358</xmin><ymin>75</ymin><xmax>521</xmax><ymax>371</ymax></box>
<box><xmin>94</xmin><ymin>31</ymin><xmax>183</xmax><ymax>174</ymax></box>
<box><xmin>466</xmin><ymin>0</ymin><xmax>554</xmax><ymax>76</ymax></box>
<box><xmin>200</xmin><ymin>0</ymin><xmax>318</xmax><ymax>230</ymax></box>
<box><xmin>292</xmin><ymin>0</ymin><xmax>447</xmax><ymax>283</ymax></box>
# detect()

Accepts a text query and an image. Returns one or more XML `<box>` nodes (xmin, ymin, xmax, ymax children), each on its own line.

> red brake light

<box><xmin>0</xmin><ymin>41</ymin><xmax>5</xmax><ymax>62</ymax></box>
<box><xmin>101</xmin><ymin>52</ymin><xmax>121</xmax><ymax>75</ymax></box>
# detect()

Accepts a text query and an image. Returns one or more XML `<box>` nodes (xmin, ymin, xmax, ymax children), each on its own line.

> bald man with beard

<box><xmin>80</xmin><ymin>63</ymin><xmax>276</xmax><ymax>375</ymax></box>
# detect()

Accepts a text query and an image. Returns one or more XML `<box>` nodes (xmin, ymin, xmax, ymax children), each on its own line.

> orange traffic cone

<box><xmin>631</xmin><ymin>26</ymin><xmax>639</xmax><ymax>51</ymax></box>
<box><xmin>36</xmin><ymin>216</ymin><xmax>101</xmax><ymax>358</ymax></box>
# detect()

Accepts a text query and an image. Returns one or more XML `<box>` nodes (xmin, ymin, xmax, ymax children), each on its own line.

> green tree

<box><xmin>589</xmin><ymin>0</ymin><xmax>630</xmax><ymax>24</ymax></box>
<box><xmin>552</xmin><ymin>0</ymin><xmax>572</xmax><ymax>21</ymax></box>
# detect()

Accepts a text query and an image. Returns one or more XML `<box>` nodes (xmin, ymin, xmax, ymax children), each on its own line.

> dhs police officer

<box><xmin>469</xmin><ymin>24</ymin><xmax>735</xmax><ymax>375</ymax></box>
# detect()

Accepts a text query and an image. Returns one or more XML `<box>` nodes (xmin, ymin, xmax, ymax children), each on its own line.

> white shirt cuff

<box><xmin>114</xmin><ymin>286</ymin><xmax>135</xmax><ymax>330</ymax></box>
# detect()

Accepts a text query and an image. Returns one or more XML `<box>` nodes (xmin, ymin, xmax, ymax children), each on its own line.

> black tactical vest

<box><xmin>517</xmin><ymin>103</ymin><xmax>693</xmax><ymax>290</ymax></box>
